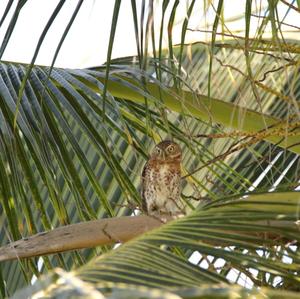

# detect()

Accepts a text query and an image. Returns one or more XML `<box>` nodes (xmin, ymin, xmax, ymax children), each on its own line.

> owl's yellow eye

<box><xmin>155</xmin><ymin>147</ymin><xmax>162</xmax><ymax>154</ymax></box>
<box><xmin>167</xmin><ymin>145</ymin><xmax>175</xmax><ymax>152</ymax></box>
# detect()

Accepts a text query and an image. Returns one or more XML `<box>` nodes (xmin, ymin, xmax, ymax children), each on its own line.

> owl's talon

<box><xmin>146</xmin><ymin>212</ymin><xmax>167</xmax><ymax>223</ymax></box>
<box><xmin>160</xmin><ymin>216</ymin><xmax>168</xmax><ymax>223</ymax></box>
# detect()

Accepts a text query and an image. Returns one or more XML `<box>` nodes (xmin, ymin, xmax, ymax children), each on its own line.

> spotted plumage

<box><xmin>141</xmin><ymin>140</ymin><xmax>184</xmax><ymax>215</ymax></box>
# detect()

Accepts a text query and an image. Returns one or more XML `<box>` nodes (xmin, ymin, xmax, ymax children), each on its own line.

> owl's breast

<box><xmin>149</xmin><ymin>163</ymin><xmax>181</xmax><ymax>203</ymax></box>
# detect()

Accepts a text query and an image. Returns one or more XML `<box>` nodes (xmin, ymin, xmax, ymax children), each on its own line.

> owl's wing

<box><xmin>141</xmin><ymin>161</ymin><xmax>149</xmax><ymax>212</ymax></box>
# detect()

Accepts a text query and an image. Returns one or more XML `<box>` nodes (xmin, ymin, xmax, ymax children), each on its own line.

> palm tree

<box><xmin>0</xmin><ymin>0</ymin><xmax>299</xmax><ymax>298</ymax></box>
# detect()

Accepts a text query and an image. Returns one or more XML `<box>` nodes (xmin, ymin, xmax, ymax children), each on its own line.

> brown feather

<box><xmin>141</xmin><ymin>141</ymin><xmax>184</xmax><ymax>215</ymax></box>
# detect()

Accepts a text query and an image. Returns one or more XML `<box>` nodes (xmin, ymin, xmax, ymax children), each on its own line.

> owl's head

<box><xmin>150</xmin><ymin>140</ymin><xmax>182</xmax><ymax>162</ymax></box>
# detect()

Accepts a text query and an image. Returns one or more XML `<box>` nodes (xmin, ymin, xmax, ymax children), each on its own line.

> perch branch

<box><xmin>0</xmin><ymin>215</ymin><xmax>174</xmax><ymax>262</ymax></box>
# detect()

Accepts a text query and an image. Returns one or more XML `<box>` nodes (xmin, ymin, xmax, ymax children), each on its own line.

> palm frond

<box><xmin>11</xmin><ymin>191</ymin><xmax>300</xmax><ymax>298</ymax></box>
<box><xmin>0</xmin><ymin>0</ymin><xmax>300</xmax><ymax>296</ymax></box>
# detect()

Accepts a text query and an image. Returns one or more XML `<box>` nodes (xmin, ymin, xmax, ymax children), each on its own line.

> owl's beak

<box><xmin>162</xmin><ymin>150</ymin><xmax>166</xmax><ymax>160</ymax></box>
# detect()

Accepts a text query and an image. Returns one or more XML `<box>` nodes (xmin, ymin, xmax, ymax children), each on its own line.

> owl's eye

<box><xmin>167</xmin><ymin>145</ymin><xmax>175</xmax><ymax>152</ymax></box>
<box><xmin>155</xmin><ymin>147</ymin><xmax>162</xmax><ymax>154</ymax></box>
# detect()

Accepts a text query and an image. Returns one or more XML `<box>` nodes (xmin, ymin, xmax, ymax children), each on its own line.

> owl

<box><xmin>141</xmin><ymin>140</ymin><xmax>185</xmax><ymax>215</ymax></box>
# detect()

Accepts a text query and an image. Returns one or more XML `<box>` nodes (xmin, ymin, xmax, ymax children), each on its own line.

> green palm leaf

<box><xmin>0</xmin><ymin>0</ymin><xmax>300</xmax><ymax>297</ymax></box>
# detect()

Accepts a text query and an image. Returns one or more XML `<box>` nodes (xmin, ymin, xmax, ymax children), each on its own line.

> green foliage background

<box><xmin>0</xmin><ymin>0</ymin><xmax>299</xmax><ymax>298</ymax></box>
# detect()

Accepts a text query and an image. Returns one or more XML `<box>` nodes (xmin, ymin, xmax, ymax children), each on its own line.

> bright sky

<box><xmin>0</xmin><ymin>1</ymin><xmax>298</xmax><ymax>69</ymax></box>
<box><xmin>0</xmin><ymin>0</ymin><xmax>138</xmax><ymax>68</ymax></box>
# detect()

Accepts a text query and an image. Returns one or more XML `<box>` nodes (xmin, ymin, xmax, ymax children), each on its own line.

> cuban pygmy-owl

<box><xmin>141</xmin><ymin>140</ymin><xmax>185</xmax><ymax>215</ymax></box>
